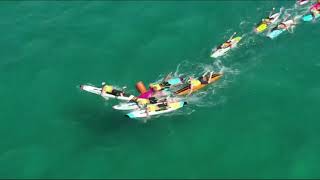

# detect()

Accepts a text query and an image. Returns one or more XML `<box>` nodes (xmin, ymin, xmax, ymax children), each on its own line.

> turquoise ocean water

<box><xmin>1</xmin><ymin>1</ymin><xmax>320</xmax><ymax>178</ymax></box>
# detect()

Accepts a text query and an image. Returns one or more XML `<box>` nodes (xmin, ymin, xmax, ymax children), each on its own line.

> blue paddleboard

<box><xmin>267</xmin><ymin>29</ymin><xmax>285</xmax><ymax>39</ymax></box>
<box><xmin>303</xmin><ymin>14</ymin><xmax>320</xmax><ymax>22</ymax></box>
<box><xmin>168</xmin><ymin>78</ymin><xmax>182</xmax><ymax>85</ymax></box>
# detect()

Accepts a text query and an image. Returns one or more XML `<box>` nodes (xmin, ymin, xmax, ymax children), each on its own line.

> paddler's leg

<box><xmin>111</xmin><ymin>89</ymin><xmax>118</xmax><ymax>96</ymax></box>
<box><xmin>287</xmin><ymin>24</ymin><xmax>294</xmax><ymax>33</ymax></box>
<box><xmin>112</xmin><ymin>89</ymin><xmax>124</xmax><ymax>96</ymax></box>
<box><xmin>158</xmin><ymin>102</ymin><xmax>167</xmax><ymax>111</ymax></box>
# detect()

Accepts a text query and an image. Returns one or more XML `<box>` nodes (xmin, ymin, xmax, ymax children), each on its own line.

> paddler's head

<box><xmin>278</xmin><ymin>23</ymin><xmax>286</xmax><ymax>29</ymax></box>
<box><xmin>263</xmin><ymin>18</ymin><xmax>271</xmax><ymax>24</ymax></box>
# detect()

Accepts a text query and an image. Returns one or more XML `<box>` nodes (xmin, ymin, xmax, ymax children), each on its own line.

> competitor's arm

<box><xmin>269</xmin><ymin>7</ymin><xmax>276</xmax><ymax>17</ymax></box>
<box><xmin>228</xmin><ymin>32</ymin><xmax>237</xmax><ymax>41</ymax></box>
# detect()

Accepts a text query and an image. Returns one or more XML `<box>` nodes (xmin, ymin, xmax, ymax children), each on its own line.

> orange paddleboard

<box><xmin>175</xmin><ymin>73</ymin><xmax>223</xmax><ymax>96</ymax></box>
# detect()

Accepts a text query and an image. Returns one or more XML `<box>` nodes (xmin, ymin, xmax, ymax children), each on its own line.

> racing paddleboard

<box><xmin>113</xmin><ymin>102</ymin><xmax>139</xmax><ymax>111</ymax></box>
<box><xmin>175</xmin><ymin>73</ymin><xmax>223</xmax><ymax>96</ymax></box>
<box><xmin>267</xmin><ymin>29</ymin><xmax>285</xmax><ymax>39</ymax></box>
<box><xmin>210</xmin><ymin>37</ymin><xmax>242</xmax><ymax>58</ymax></box>
<box><xmin>255</xmin><ymin>12</ymin><xmax>281</xmax><ymax>33</ymax></box>
<box><xmin>126</xmin><ymin>102</ymin><xmax>186</xmax><ymax>119</ymax></box>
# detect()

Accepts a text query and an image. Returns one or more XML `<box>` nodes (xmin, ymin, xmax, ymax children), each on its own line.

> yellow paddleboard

<box><xmin>256</xmin><ymin>23</ymin><xmax>268</xmax><ymax>33</ymax></box>
<box><xmin>232</xmin><ymin>37</ymin><xmax>242</xmax><ymax>44</ymax></box>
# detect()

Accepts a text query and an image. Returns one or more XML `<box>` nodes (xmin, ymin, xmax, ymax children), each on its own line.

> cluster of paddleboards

<box><xmin>210</xmin><ymin>0</ymin><xmax>320</xmax><ymax>58</ymax></box>
<box><xmin>80</xmin><ymin>72</ymin><xmax>223</xmax><ymax>121</ymax></box>
<box><xmin>79</xmin><ymin>0</ymin><xmax>319</xmax><ymax>122</ymax></box>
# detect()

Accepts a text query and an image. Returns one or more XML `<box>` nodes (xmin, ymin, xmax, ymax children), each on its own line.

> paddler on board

<box><xmin>187</xmin><ymin>71</ymin><xmax>210</xmax><ymax>95</ymax></box>
<box><xmin>142</xmin><ymin>98</ymin><xmax>174</xmax><ymax>123</ymax></box>
<box><xmin>149</xmin><ymin>72</ymin><xmax>184</xmax><ymax>92</ymax></box>
<box><xmin>148</xmin><ymin>83</ymin><xmax>168</xmax><ymax>99</ymax></box>
<box><xmin>129</xmin><ymin>95</ymin><xmax>167</xmax><ymax>109</ymax></box>
<box><xmin>271</xmin><ymin>15</ymin><xmax>297</xmax><ymax>33</ymax></box>
<box><xmin>310</xmin><ymin>2</ymin><xmax>320</xmax><ymax>18</ymax></box>
<box><xmin>218</xmin><ymin>32</ymin><xmax>237</xmax><ymax>50</ymax></box>
<box><xmin>101</xmin><ymin>82</ymin><xmax>126</xmax><ymax>97</ymax></box>
<box><xmin>186</xmin><ymin>71</ymin><xmax>217</xmax><ymax>96</ymax></box>
<box><xmin>200</xmin><ymin>71</ymin><xmax>214</xmax><ymax>85</ymax></box>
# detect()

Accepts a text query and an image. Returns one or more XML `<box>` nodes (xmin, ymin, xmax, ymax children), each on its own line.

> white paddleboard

<box><xmin>113</xmin><ymin>102</ymin><xmax>139</xmax><ymax>111</ymax></box>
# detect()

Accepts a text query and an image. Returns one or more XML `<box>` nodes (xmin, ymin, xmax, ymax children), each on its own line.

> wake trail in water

<box><xmin>156</xmin><ymin>0</ymin><xmax>319</xmax><ymax>117</ymax></box>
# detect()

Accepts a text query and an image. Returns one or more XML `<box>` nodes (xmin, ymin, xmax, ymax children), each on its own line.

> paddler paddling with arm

<box><xmin>101</xmin><ymin>82</ymin><xmax>126</xmax><ymax>97</ymax></box>
<box><xmin>266</xmin><ymin>8</ymin><xmax>276</xmax><ymax>24</ymax></box>
<box><xmin>208</xmin><ymin>71</ymin><xmax>214</xmax><ymax>84</ymax></box>
<box><xmin>200</xmin><ymin>71</ymin><xmax>211</xmax><ymax>84</ymax></box>
<box><xmin>277</xmin><ymin>15</ymin><xmax>290</xmax><ymax>30</ymax></box>
<box><xmin>269</xmin><ymin>8</ymin><xmax>276</xmax><ymax>18</ymax></box>
<box><xmin>219</xmin><ymin>32</ymin><xmax>237</xmax><ymax>49</ymax></box>
<box><xmin>272</xmin><ymin>15</ymin><xmax>296</xmax><ymax>33</ymax></box>
<box><xmin>101</xmin><ymin>83</ymin><xmax>115</xmax><ymax>98</ymax></box>
<box><xmin>200</xmin><ymin>71</ymin><xmax>209</xmax><ymax>84</ymax></box>
<box><xmin>260</xmin><ymin>8</ymin><xmax>276</xmax><ymax>25</ymax></box>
